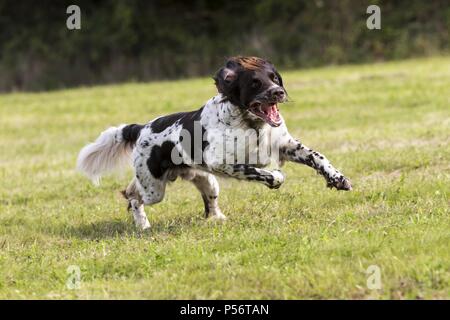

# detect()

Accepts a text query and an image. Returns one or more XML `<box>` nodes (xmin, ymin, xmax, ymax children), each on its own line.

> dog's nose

<box><xmin>271</xmin><ymin>87</ymin><xmax>285</xmax><ymax>100</ymax></box>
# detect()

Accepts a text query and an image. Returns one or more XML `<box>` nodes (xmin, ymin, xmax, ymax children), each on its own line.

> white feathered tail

<box><xmin>76</xmin><ymin>125</ymin><xmax>132</xmax><ymax>185</ymax></box>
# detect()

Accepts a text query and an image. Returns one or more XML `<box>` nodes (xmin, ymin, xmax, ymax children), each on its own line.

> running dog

<box><xmin>77</xmin><ymin>56</ymin><xmax>352</xmax><ymax>229</ymax></box>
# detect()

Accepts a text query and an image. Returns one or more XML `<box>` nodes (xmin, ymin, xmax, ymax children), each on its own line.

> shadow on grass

<box><xmin>57</xmin><ymin>219</ymin><xmax>134</xmax><ymax>240</ymax></box>
<box><xmin>43</xmin><ymin>214</ymin><xmax>201</xmax><ymax>240</ymax></box>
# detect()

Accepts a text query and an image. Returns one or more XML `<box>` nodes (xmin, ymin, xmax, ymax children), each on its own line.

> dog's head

<box><xmin>214</xmin><ymin>56</ymin><xmax>287</xmax><ymax>127</ymax></box>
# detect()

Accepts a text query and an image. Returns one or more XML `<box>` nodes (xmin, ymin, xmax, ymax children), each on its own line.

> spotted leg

<box><xmin>122</xmin><ymin>178</ymin><xmax>151</xmax><ymax>230</ymax></box>
<box><xmin>188</xmin><ymin>171</ymin><xmax>226</xmax><ymax>220</ymax></box>
<box><xmin>280</xmin><ymin>138</ymin><xmax>352</xmax><ymax>190</ymax></box>
<box><xmin>122</xmin><ymin>174</ymin><xmax>167</xmax><ymax>230</ymax></box>
<box><xmin>212</xmin><ymin>164</ymin><xmax>285</xmax><ymax>189</ymax></box>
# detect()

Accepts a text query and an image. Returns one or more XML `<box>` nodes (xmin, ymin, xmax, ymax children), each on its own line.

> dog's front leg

<box><xmin>213</xmin><ymin>164</ymin><xmax>285</xmax><ymax>189</ymax></box>
<box><xmin>280</xmin><ymin>139</ymin><xmax>352</xmax><ymax>190</ymax></box>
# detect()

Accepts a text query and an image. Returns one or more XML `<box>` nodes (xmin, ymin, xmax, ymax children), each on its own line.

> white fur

<box><xmin>76</xmin><ymin>124</ymin><xmax>131</xmax><ymax>185</ymax></box>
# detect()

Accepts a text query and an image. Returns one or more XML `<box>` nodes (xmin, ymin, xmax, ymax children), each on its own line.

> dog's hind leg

<box><xmin>184</xmin><ymin>170</ymin><xmax>226</xmax><ymax>220</ymax></box>
<box><xmin>122</xmin><ymin>178</ymin><xmax>151</xmax><ymax>230</ymax></box>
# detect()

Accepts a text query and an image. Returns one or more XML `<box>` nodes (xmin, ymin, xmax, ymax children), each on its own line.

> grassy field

<box><xmin>0</xmin><ymin>57</ymin><xmax>449</xmax><ymax>299</ymax></box>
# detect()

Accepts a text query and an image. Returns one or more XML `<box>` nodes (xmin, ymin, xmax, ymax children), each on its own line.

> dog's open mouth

<box><xmin>248</xmin><ymin>102</ymin><xmax>282</xmax><ymax>127</ymax></box>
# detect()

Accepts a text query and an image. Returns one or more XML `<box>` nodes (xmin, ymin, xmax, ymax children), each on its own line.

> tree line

<box><xmin>0</xmin><ymin>0</ymin><xmax>448</xmax><ymax>92</ymax></box>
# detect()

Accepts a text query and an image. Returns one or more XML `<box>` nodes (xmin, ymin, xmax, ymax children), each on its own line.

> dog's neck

<box><xmin>204</xmin><ymin>94</ymin><xmax>268</xmax><ymax>130</ymax></box>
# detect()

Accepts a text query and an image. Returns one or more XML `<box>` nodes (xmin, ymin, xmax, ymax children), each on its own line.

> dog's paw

<box><xmin>268</xmin><ymin>169</ymin><xmax>285</xmax><ymax>189</ymax></box>
<box><xmin>207</xmin><ymin>211</ymin><xmax>227</xmax><ymax>221</ymax></box>
<box><xmin>134</xmin><ymin>215</ymin><xmax>151</xmax><ymax>230</ymax></box>
<box><xmin>327</xmin><ymin>175</ymin><xmax>352</xmax><ymax>191</ymax></box>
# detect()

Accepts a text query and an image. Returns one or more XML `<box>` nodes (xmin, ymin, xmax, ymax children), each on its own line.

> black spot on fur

<box><xmin>148</xmin><ymin>107</ymin><xmax>209</xmax><ymax>165</ymax></box>
<box><xmin>178</xmin><ymin>107</ymin><xmax>209</xmax><ymax>165</ymax></box>
<box><xmin>122</xmin><ymin>124</ymin><xmax>144</xmax><ymax>145</ymax></box>
<box><xmin>149</xmin><ymin>113</ymin><xmax>185</xmax><ymax>134</ymax></box>
<box><xmin>147</xmin><ymin>141</ymin><xmax>177</xmax><ymax>179</ymax></box>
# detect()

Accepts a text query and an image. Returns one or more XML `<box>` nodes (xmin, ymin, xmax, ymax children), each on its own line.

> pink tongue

<box><xmin>266</xmin><ymin>104</ymin><xmax>278</xmax><ymax>119</ymax></box>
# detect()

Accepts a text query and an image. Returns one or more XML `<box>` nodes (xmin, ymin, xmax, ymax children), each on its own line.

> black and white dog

<box><xmin>77</xmin><ymin>56</ymin><xmax>351</xmax><ymax>229</ymax></box>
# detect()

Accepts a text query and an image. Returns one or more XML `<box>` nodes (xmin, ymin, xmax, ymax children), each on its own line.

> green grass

<box><xmin>0</xmin><ymin>57</ymin><xmax>449</xmax><ymax>299</ymax></box>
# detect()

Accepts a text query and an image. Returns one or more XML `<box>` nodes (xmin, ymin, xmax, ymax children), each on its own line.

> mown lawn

<box><xmin>0</xmin><ymin>57</ymin><xmax>449</xmax><ymax>299</ymax></box>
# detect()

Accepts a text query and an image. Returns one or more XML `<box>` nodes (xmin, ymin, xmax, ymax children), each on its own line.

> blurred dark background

<box><xmin>0</xmin><ymin>0</ymin><xmax>448</xmax><ymax>92</ymax></box>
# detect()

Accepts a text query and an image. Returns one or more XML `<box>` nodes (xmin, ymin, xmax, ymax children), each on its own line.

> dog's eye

<box><xmin>270</xmin><ymin>73</ymin><xmax>279</xmax><ymax>84</ymax></box>
<box><xmin>251</xmin><ymin>79</ymin><xmax>262</xmax><ymax>89</ymax></box>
